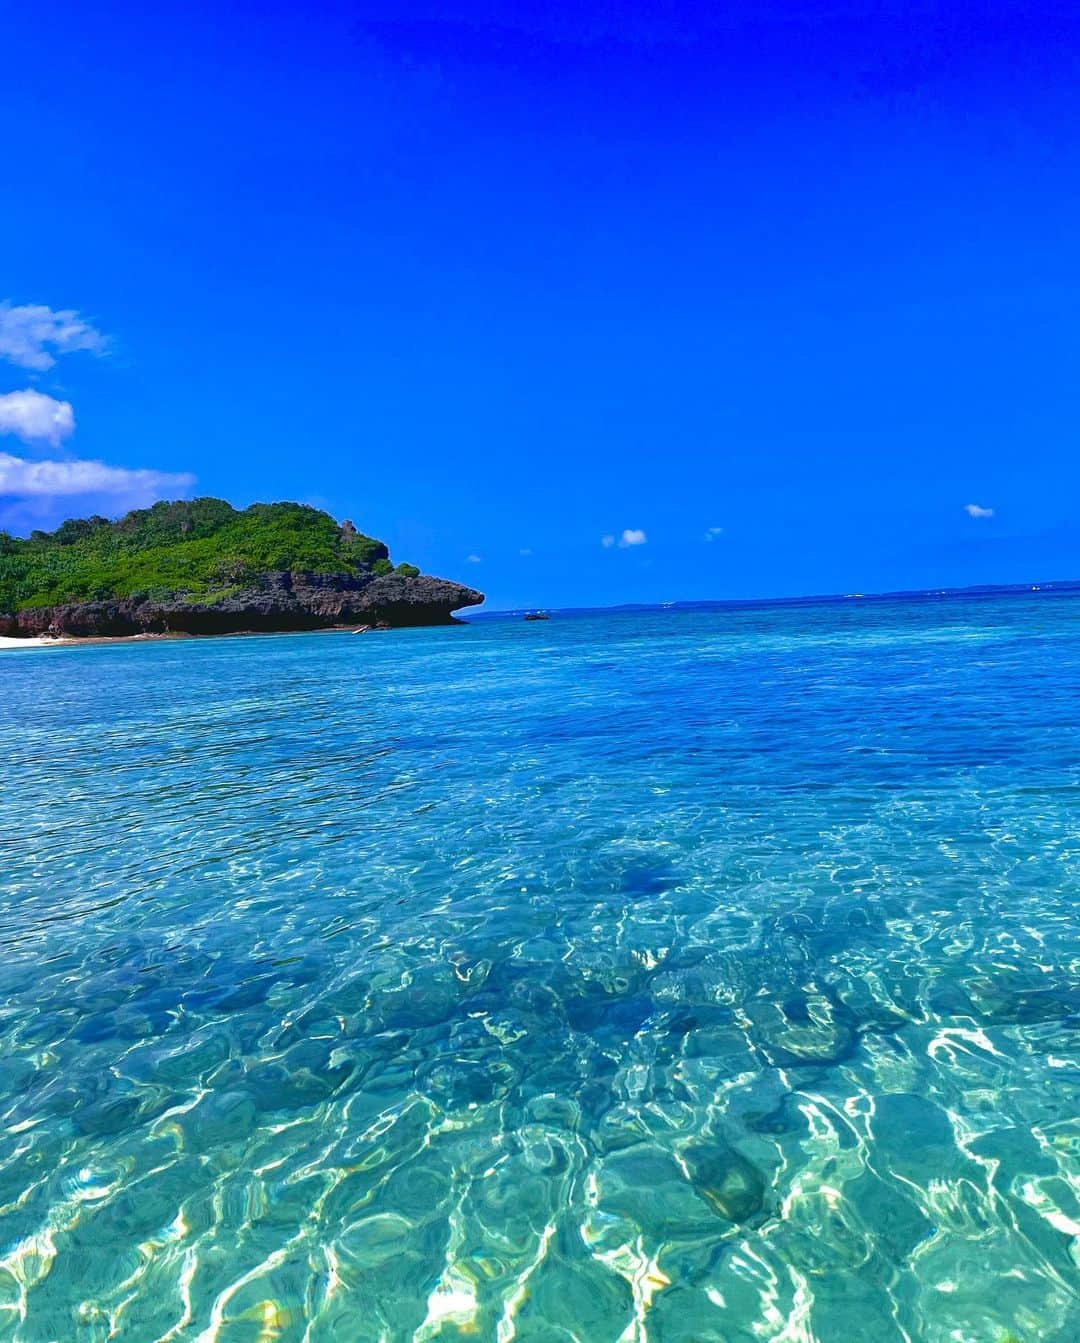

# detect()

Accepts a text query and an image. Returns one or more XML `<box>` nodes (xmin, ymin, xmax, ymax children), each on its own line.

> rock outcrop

<box><xmin>1</xmin><ymin>571</ymin><xmax>484</xmax><ymax>639</ymax></box>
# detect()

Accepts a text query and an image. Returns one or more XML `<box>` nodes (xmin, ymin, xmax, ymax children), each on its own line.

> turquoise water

<box><xmin>1</xmin><ymin>595</ymin><xmax>1079</xmax><ymax>1342</ymax></box>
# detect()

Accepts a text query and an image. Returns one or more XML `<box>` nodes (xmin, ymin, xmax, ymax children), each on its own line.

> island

<box><xmin>0</xmin><ymin>498</ymin><xmax>484</xmax><ymax>638</ymax></box>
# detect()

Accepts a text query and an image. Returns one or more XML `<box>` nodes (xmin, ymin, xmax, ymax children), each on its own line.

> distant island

<box><xmin>0</xmin><ymin>498</ymin><xmax>484</xmax><ymax>638</ymax></box>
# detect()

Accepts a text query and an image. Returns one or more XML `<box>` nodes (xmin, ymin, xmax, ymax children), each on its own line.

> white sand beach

<box><xmin>0</xmin><ymin>636</ymin><xmax>68</xmax><ymax>650</ymax></box>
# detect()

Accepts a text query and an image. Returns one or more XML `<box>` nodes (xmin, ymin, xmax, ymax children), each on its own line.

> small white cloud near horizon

<box><xmin>703</xmin><ymin>525</ymin><xmax>724</xmax><ymax>541</ymax></box>
<box><xmin>602</xmin><ymin>529</ymin><xmax>648</xmax><ymax>549</ymax></box>
<box><xmin>0</xmin><ymin>389</ymin><xmax>75</xmax><ymax>446</ymax></box>
<box><xmin>0</xmin><ymin>302</ymin><xmax>107</xmax><ymax>371</ymax></box>
<box><xmin>466</xmin><ymin>553</ymin><xmax>482</xmax><ymax>563</ymax></box>
<box><xmin>965</xmin><ymin>503</ymin><xmax>994</xmax><ymax>519</ymax></box>
<box><xmin>0</xmin><ymin>452</ymin><xmax>195</xmax><ymax>507</ymax></box>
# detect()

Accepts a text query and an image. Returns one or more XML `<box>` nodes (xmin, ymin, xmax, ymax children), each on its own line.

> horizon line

<box><xmin>470</xmin><ymin>576</ymin><xmax>1080</xmax><ymax>618</ymax></box>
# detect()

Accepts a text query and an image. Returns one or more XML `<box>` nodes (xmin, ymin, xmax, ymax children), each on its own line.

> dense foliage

<box><xmin>0</xmin><ymin>499</ymin><xmax>414</xmax><ymax>610</ymax></box>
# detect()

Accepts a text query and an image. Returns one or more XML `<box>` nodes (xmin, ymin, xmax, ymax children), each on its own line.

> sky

<box><xmin>3</xmin><ymin>1</ymin><xmax>1079</xmax><ymax>609</ymax></box>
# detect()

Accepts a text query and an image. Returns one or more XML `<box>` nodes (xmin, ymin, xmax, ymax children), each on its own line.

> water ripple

<box><xmin>1</xmin><ymin>598</ymin><xmax>1079</xmax><ymax>1340</ymax></box>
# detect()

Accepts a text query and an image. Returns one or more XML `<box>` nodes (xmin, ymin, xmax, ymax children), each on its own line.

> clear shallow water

<box><xmin>1</xmin><ymin>595</ymin><xmax>1078</xmax><ymax>1343</ymax></box>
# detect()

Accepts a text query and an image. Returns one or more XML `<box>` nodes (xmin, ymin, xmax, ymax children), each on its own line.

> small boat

<box><xmin>523</xmin><ymin>611</ymin><xmax>550</xmax><ymax>621</ymax></box>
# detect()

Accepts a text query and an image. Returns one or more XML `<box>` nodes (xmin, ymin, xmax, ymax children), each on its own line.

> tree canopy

<box><xmin>0</xmin><ymin>498</ymin><xmax>413</xmax><ymax>610</ymax></box>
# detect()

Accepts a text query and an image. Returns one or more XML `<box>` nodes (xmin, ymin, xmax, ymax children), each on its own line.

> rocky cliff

<box><xmin>1</xmin><ymin>571</ymin><xmax>483</xmax><ymax>638</ymax></box>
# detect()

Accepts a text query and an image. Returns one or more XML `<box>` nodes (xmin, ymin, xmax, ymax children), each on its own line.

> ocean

<box><xmin>1</xmin><ymin>591</ymin><xmax>1078</xmax><ymax>1341</ymax></box>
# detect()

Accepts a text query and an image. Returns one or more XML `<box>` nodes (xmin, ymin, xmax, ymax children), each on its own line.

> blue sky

<box><xmin>3</xmin><ymin>1</ymin><xmax>1078</xmax><ymax>609</ymax></box>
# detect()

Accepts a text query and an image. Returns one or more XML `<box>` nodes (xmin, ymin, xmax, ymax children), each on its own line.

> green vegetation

<box><xmin>0</xmin><ymin>498</ymin><xmax>410</xmax><ymax>611</ymax></box>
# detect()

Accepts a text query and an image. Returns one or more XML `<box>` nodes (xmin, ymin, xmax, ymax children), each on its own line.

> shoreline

<box><xmin>0</xmin><ymin>623</ymin><xmax>468</xmax><ymax>650</ymax></box>
<box><xmin>0</xmin><ymin>629</ymin><xmax>339</xmax><ymax>650</ymax></box>
<box><xmin>0</xmin><ymin>629</ymin><xmax>344</xmax><ymax>650</ymax></box>
<box><xmin>0</xmin><ymin>635</ymin><xmax>74</xmax><ymax>650</ymax></box>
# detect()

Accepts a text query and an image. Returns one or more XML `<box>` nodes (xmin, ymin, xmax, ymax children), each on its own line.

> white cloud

<box><xmin>0</xmin><ymin>452</ymin><xmax>195</xmax><ymax>506</ymax></box>
<box><xmin>466</xmin><ymin>553</ymin><xmax>482</xmax><ymax>563</ymax></box>
<box><xmin>703</xmin><ymin>526</ymin><xmax>724</xmax><ymax>541</ymax></box>
<box><xmin>519</xmin><ymin>547</ymin><xmax>532</xmax><ymax>556</ymax></box>
<box><xmin>0</xmin><ymin>302</ymin><xmax>107</xmax><ymax>371</ymax></box>
<box><xmin>0</xmin><ymin>306</ymin><xmax>192</xmax><ymax>520</ymax></box>
<box><xmin>0</xmin><ymin>390</ymin><xmax>75</xmax><ymax>446</ymax></box>
<box><xmin>602</xmin><ymin>529</ymin><xmax>647</xmax><ymax>548</ymax></box>
<box><xmin>964</xmin><ymin>503</ymin><xmax>994</xmax><ymax>519</ymax></box>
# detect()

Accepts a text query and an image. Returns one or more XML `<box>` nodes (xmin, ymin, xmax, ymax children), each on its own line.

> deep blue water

<box><xmin>1</xmin><ymin>593</ymin><xmax>1079</xmax><ymax>1342</ymax></box>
